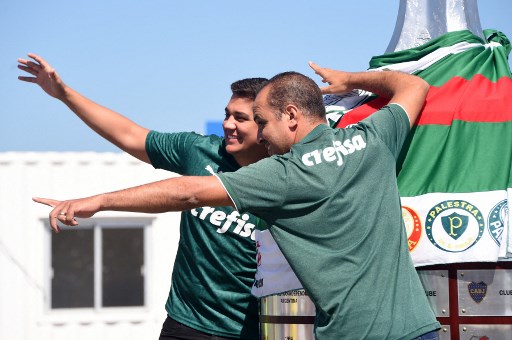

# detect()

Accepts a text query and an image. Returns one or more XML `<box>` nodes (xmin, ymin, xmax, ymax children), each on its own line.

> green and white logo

<box><xmin>487</xmin><ymin>199</ymin><xmax>508</xmax><ymax>246</ymax></box>
<box><xmin>425</xmin><ymin>200</ymin><xmax>485</xmax><ymax>252</ymax></box>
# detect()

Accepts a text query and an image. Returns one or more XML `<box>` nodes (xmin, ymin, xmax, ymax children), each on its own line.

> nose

<box><xmin>223</xmin><ymin>115</ymin><xmax>236</xmax><ymax>130</ymax></box>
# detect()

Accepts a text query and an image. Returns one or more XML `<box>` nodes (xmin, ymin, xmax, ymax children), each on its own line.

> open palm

<box><xmin>18</xmin><ymin>53</ymin><xmax>66</xmax><ymax>99</ymax></box>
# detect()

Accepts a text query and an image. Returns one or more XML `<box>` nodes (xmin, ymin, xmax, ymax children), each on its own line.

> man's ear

<box><xmin>285</xmin><ymin>104</ymin><xmax>299</xmax><ymax>129</ymax></box>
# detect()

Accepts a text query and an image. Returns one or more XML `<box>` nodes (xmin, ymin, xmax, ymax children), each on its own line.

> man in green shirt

<box><xmin>33</xmin><ymin>62</ymin><xmax>441</xmax><ymax>339</ymax></box>
<box><xmin>19</xmin><ymin>53</ymin><xmax>268</xmax><ymax>339</ymax></box>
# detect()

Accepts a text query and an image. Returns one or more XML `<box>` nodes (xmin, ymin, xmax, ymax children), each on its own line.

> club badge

<box><xmin>425</xmin><ymin>200</ymin><xmax>484</xmax><ymax>252</ymax></box>
<box><xmin>402</xmin><ymin>206</ymin><xmax>422</xmax><ymax>251</ymax></box>
<box><xmin>487</xmin><ymin>199</ymin><xmax>508</xmax><ymax>246</ymax></box>
<box><xmin>468</xmin><ymin>281</ymin><xmax>487</xmax><ymax>304</ymax></box>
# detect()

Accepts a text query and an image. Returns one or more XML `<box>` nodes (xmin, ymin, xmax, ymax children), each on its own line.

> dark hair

<box><xmin>231</xmin><ymin>78</ymin><xmax>269</xmax><ymax>100</ymax></box>
<box><xmin>266</xmin><ymin>72</ymin><xmax>326</xmax><ymax>120</ymax></box>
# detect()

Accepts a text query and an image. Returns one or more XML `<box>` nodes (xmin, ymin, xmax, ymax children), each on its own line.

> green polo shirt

<box><xmin>218</xmin><ymin>104</ymin><xmax>440</xmax><ymax>339</ymax></box>
<box><xmin>147</xmin><ymin>131</ymin><xmax>259</xmax><ymax>339</ymax></box>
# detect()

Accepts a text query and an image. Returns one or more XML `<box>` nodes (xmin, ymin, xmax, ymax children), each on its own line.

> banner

<box><xmin>253</xmin><ymin>30</ymin><xmax>512</xmax><ymax>297</ymax></box>
<box><xmin>330</xmin><ymin>30</ymin><xmax>512</xmax><ymax>266</ymax></box>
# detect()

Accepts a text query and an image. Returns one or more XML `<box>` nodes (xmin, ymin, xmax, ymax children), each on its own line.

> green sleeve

<box><xmin>217</xmin><ymin>156</ymin><xmax>288</xmax><ymax>221</ymax></box>
<box><xmin>359</xmin><ymin>104</ymin><xmax>410</xmax><ymax>159</ymax></box>
<box><xmin>145</xmin><ymin>130</ymin><xmax>200</xmax><ymax>173</ymax></box>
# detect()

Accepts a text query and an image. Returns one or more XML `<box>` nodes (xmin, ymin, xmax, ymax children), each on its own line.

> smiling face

<box><xmin>223</xmin><ymin>95</ymin><xmax>269</xmax><ymax>165</ymax></box>
<box><xmin>253</xmin><ymin>86</ymin><xmax>295</xmax><ymax>156</ymax></box>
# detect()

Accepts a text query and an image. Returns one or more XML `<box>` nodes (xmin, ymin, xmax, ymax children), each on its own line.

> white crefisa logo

<box><xmin>301</xmin><ymin>135</ymin><xmax>366</xmax><ymax>167</ymax></box>
<box><xmin>191</xmin><ymin>207</ymin><xmax>256</xmax><ymax>240</ymax></box>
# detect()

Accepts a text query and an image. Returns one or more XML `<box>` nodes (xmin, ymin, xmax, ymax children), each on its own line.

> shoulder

<box><xmin>375</xmin><ymin>103</ymin><xmax>407</xmax><ymax>119</ymax></box>
<box><xmin>359</xmin><ymin>103</ymin><xmax>409</xmax><ymax>128</ymax></box>
<box><xmin>147</xmin><ymin>130</ymin><xmax>225</xmax><ymax>148</ymax></box>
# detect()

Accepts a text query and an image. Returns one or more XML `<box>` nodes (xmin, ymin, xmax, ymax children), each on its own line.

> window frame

<box><xmin>43</xmin><ymin>217</ymin><xmax>154</xmax><ymax>314</ymax></box>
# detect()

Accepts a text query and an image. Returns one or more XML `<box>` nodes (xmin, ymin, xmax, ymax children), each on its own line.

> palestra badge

<box><xmin>425</xmin><ymin>200</ymin><xmax>485</xmax><ymax>252</ymax></box>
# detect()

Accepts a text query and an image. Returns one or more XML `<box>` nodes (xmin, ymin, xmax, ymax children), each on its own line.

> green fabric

<box><xmin>370</xmin><ymin>30</ymin><xmax>511</xmax><ymax>84</ymax></box>
<box><xmin>398</xmin><ymin>121</ymin><xmax>512</xmax><ymax>196</ymax></box>
<box><xmin>484</xmin><ymin>28</ymin><xmax>512</xmax><ymax>55</ymax></box>
<box><xmin>218</xmin><ymin>105</ymin><xmax>440</xmax><ymax>339</ymax></box>
<box><xmin>333</xmin><ymin>30</ymin><xmax>512</xmax><ymax>266</ymax></box>
<box><xmin>369</xmin><ymin>30</ymin><xmax>484</xmax><ymax>70</ymax></box>
<box><xmin>366</xmin><ymin>30</ymin><xmax>512</xmax><ymax>197</ymax></box>
<box><xmin>146</xmin><ymin>131</ymin><xmax>259</xmax><ymax>339</ymax></box>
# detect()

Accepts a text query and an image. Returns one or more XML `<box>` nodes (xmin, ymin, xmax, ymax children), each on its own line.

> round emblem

<box><xmin>425</xmin><ymin>200</ymin><xmax>485</xmax><ymax>252</ymax></box>
<box><xmin>487</xmin><ymin>199</ymin><xmax>508</xmax><ymax>246</ymax></box>
<box><xmin>402</xmin><ymin>206</ymin><xmax>422</xmax><ymax>251</ymax></box>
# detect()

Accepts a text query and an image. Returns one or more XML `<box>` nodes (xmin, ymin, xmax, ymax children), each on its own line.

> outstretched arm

<box><xmin>18</xmin><ymin>53</ymin><xmax>150</xmax><ymax>162</ymax></box>
<box><xmin>34</xmin><ymin>176</ymin><xmax>232</xmax><ymax>233</ymax></box>
<box><xmin>309</xmin><ymin>61</ymin><xmax>429</xmax><ymax>128</ymax></box>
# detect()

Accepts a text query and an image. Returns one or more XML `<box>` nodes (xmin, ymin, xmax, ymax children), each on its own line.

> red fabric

<box><xmin>336</xmin><ymin>75</ymin><xmax>512</xmax><ymax>128</ymax></box>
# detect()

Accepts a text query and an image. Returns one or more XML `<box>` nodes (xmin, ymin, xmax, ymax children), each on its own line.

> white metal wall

<box><xmin>0</xmin><ymin>152</ymin><xmax>182</xmax><ymax>340</ymax></box>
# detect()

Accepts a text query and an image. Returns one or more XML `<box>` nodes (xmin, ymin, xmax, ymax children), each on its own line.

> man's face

<box><xmin>253</xmin><ymin>86</ymin><xmax>294</xmax><ymax>156</ymax></box>
<box><xmin>223</xmin><ymin>95</ymin><xmax>268</xmax><ymax>164</ymax></box>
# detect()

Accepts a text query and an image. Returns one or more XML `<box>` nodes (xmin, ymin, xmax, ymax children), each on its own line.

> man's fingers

<box><xmin>63</xmin><ymin>207</ymin><xmax>78</xmax><ymax>224</ymax></box>
<box><xmin>27</xmin><ymin>53</ymin><xmax>52</xmax><ymax>70</ymax></box>
<box><xmin>18</xmin><ymin>76</ymin><xmax>37</xmax><ymax>83</ymax></box>
<box><xmin>51</xmin><ymin>219</ymin><xmax>61</xmax><ymax>233</ymax></box>
<box><xmin>33</xmin><ymin>197</ymin><xmax>80</xmax><ymax>232</ymax></box>
<box><xmin>26</xmin><ymin>60</ymin><xmax>41</xmax><ymax>70</ymax></box>
<box><xmin>309</xmin><ymin>61</ymin><xmax>325</xmax><ymax>76</ymax></box>
<box><xmin>50</xmin><ymin>210</ymin><xmax>62</xmax><ymax>233</ymax></box>
<box><xmin>309</xmin><ymin>61</ymin><xmax>333</xmax><ymax>84</ymax></box>
<box><xmin>17</xmin><ymin>64</ymin><xmax>38</xmax><ymax>76</ymax></box>
<box><xmin>309</xmin><ymin>61</ymin><xmax>329</xmax><ymax>76</ymax></box>
<box><xmin>32</xmin><ymin>197</ymin><xmax>78</xmax><ymax>232</ymax></box>
<box><xmin>308</xmin><ymin>60</ymin><xmax>318</xmax><ymax>70</ymax></box>
<box><xmin>51</xmin><ymin>204</ymin><xmax>72</xmax><ymax>232</ymax></box>
<box><xmin>18</xmin><ymin>57</ymin><xmax>42</xmax><ymax>71</ymax></box>
<box><xmin>57</xmin><ymin>213</ymin><xmax>78</xmax><ymax>226</ymax></box>
<box><xmin>33</xmin><ymin>197</ymin><xmax>60</xmax><ymax>207</ymax></box>
<box><xmin>17</xmin><ymin>58</ymin><xmax>29</xmax><ymax>66</ymax></box>
<box><xmin>318</xmin><ymin>85</ymin><xmax>331</xmax><ymax>95</ymax></box>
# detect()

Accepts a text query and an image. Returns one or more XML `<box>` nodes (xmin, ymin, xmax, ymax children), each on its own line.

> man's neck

<box><xmin>233</xmin><ymin>152</ymin><xmax>268</xmax><ymax>167</ymax></box>
<box><xmin>294</xmin><ymin>120</ymin><xmax>328</xmax><ymax>145</ymax></box>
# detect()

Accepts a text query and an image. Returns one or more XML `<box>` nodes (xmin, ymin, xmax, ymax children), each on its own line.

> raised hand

<box><xmin>18</xmin><ymin>53</ymin><xmax>67</xmax><ymax>99</ymax></box>
<box><xmin>309</xmin><ymin>61</ymin><xmax>353</xmax><ymax>95</ymax></box>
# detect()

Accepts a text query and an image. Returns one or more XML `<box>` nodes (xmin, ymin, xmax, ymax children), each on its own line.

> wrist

<box><xmin>60</xmin><ymin>85</ymin><xmax>73</xmax><ymax>101</ymax></box>
<box><xmin>95</xmin><ymin>194</ymin><xmax>108</xmax><ymax>212</ymax></box>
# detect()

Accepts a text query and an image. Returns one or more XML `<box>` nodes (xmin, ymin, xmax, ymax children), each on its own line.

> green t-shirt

<box><xmin>218</xmin><ymin>105</ymin><xmax>440</xmax><ymax>339</ymax></box>
<box><xmin>146</xmin><ymin>131</ymin><xmax>259</xmax><ymax>339</ymax></box>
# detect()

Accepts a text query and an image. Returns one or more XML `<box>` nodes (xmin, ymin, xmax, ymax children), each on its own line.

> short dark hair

<box><xmin>266</xmin><ymin>72</ymin><xmax>326</xmax><ymax>121</ymax></box>
<box><xmin>231</xmin><ymin>78</ymin><xmax>269</xmax><ymax>101</ymax></box>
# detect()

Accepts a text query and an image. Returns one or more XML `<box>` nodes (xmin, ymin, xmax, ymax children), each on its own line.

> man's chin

<box><xmin>225</xmin><ymin>144</ymin><xmax>240</xmax><ymax>155</ymax></box>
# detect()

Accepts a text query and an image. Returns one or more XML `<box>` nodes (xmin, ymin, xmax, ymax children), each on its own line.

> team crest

<box><xmin>402</xmin><ymin>206</ymin><xmax>422</xmax><ymax>251</ymax></box>
<box><xmin>468</xmin><ymin>281</ymin><xmax>487</xmax><ymax>303</ymax></box>
<box><xmin>487</xmin><ymin>199</ymin><xmax>508</xmax><ymax>246</ymax></box>
<box><xmin>441</xmin><ymin>212</ymin><xmax>468</xmax><ymax>240</ymax></box>
<box><xmin>425</xmin><ymin>200</ymin><xmax>485</xmax><ymax>252</ymax></box>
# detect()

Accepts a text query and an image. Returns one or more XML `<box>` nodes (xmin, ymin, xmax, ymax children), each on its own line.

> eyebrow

<box><xmin>225</xmin><ymin>108</ymin><xmax>251</xmax><ymax>118</ymax></box>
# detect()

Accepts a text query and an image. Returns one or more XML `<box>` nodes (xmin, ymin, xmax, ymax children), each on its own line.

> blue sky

<box><xmin>1</xmin><ymin>0</ymin><xmax>511</xmax><ymax>152</ymax></box>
